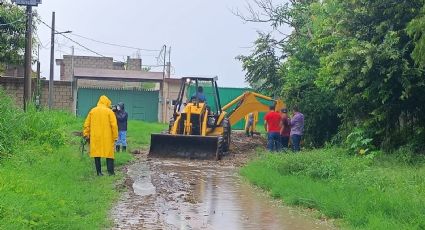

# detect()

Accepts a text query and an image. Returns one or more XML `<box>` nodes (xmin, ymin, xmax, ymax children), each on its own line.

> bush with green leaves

<box><xmin>345</xmin><ymin>127</ymin><xmax>373</xmax><ymax>155</ymax></box>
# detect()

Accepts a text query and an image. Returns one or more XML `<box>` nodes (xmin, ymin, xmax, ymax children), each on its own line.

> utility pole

<box><xmin>13</xmin><ymin>0</ymin><xmax>42</xmax><ymax>111</ymax></box>
<box><xmin>23</xmin><ymin>5</ymin><xmax>33</xmax><ymax>111</ymax></box>
<box><xmin>47</xmin><ymin>12</ymin><xmax>71</xmax><ymax>109</ymax></box>
<box><xmin>36</xmin><ymin>44</ymin><xmax>40</xmax><ymax>109</ymax></box>
<box><xmin>71</xmin><ymin>46</ymin><xmax>77</xmax><ymax>115</ymax></box>
<box><xmin>48</xmin><ymin>11</ymin><xmax>55</xmax><ymax>109</ymax></box>
<box><xmin>161</xmin><ymin>45</ymin><xmax>167</xmax><ymax>123</ymax></box>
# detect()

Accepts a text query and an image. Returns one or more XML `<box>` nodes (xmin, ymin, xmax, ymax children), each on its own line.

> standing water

<box><xmin>111</xmin><ymin>158</ymin><xmax>333</xmax><ymax>230</ymax></box>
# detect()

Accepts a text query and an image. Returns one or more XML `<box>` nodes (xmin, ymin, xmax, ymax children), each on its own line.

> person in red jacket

<box><xmin>264</xmin><ymin>105</ymin><xmax>282</xmax><ymax>151</ymax></box>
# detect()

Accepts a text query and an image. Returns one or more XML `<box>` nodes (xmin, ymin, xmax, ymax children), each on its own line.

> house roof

<box><xmin>73</xmin><ymin>68</ymin><xmax>166</xmax><ymax>82</ymax></box>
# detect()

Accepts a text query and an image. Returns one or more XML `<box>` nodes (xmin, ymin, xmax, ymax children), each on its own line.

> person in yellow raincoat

<box><xmin>83</xmin><ymin>95</ymin><xmax>118</xmax><ymax>176</ymax></box>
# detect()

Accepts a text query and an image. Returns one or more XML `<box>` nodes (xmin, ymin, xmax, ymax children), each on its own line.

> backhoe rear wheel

<box><xmin>222</xmin><ymin>118</ymin><xmax>231</xmax><ymax>152</ymax></box>
<box><xmin>216</xmin><ymin>137</ymin><xmax>224</xmax><ymax>160</ymax></box>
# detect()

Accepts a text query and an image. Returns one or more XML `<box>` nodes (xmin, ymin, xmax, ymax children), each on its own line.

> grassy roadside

<box><xmin>240</xmin><ymin>148</ymin><xmax>425</xmax><ymax>229</ymax></box>
<box><xmin>0</xmin><ymin>90</ymin><xmax>166</xmax><ymax>229</ymax></box>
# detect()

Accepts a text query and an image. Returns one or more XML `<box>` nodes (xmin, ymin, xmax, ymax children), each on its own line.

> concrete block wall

<box><xmin>127</xmin><ymin>58</ymin><xmax>142</xmax><ymax>71</ymax></box>
<box><xmin>0</xmin><ymin>77</ymin><xmax>73</xmax><ymax>112</ymax></box>
<box><xmin>58</xmin><ymin>55</ymin><xmax>114</xmax><ymax>81</ymax></box>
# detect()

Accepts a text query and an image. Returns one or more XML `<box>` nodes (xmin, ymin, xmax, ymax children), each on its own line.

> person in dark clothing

<box><xmin>115</xmin><ymin>102</ymin><xmax>128</xmax><ymax>152</ymax></box>
<box><xmin>192</xmin><ymin>86</ymin><xmax>207</xmax><ymax>102</ymax></box>
<box><xmin>280</xmin><ymin>108</ymin><xmax>291</xmax><ymax>149</ymax></box>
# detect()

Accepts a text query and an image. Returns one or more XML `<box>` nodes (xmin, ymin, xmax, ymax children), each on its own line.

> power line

<box><xmin>68</xmin><ymin>33</ymin><xmax>160</xmax><ymax>52</ymax></box>
<box><xmin>56</xmin><ymin>41</ymin><xmax>157</xmax><ymax>59</ymax></box>
<box><xmin>34</xmin><ymin>30</ymin><xmax>50</xmax><ymax>49</ymax></box>
<box><xmin>37</xmin><ymin>18</ymin><xmax>106</xmax><ymax>57</ymax></box>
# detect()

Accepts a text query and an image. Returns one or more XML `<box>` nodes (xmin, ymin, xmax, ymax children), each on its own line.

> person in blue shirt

<box><xmin>192</xmin><ymin>86</ymin><xmax>207</xmax><ymax>102</ymax></box>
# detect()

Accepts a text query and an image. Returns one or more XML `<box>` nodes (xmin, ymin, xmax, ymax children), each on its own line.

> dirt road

<box><xmin>111</xmin><ymin>133</ymin><xmax>334</xmax><ymax>229</ymax></box>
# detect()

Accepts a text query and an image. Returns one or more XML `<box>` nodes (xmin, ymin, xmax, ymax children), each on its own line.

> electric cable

<box><xmin>38</xmin><ymin>18</ymin><xmax>106</xmax><ymax>57</ymax></box>
<box><xmin>68</xmin><ymin>33</ymin><xmax>160</xmax><ymax>52</ymax></box>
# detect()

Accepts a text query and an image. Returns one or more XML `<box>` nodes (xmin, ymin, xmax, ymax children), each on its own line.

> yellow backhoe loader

<box><xmin>149</xmin><ymin>77</ymin><xmax>284</xmax><ymax>160</ymax></box>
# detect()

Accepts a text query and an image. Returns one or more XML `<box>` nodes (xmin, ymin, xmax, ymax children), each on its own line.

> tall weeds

<box><xmin>0</xmin><ymin>89</ymin><xmax>75</xmax><ymax>158</ymax></box>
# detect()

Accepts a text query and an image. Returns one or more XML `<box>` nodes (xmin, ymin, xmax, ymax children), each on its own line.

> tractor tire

<box><xmin>167</xmin><ymin>118</ymin><xmax>175</xmax><ymax>134</ymax></box>
<box><xmin>222</xmin><ymin>118</ymin><xmax>231</xmax><ymax>152</ymax></box>
<box><xmin>216</xmin><ymin>136</ymin><xmax>224</xmax><ymax>160</ymax></box>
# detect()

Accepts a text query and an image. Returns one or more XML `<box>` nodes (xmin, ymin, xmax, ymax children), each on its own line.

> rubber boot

<box><xmin>106</xmin><ymin>158</ymin><xmax>115</xmax><ymax>176</ymax></box>
<box><xmin>115</xmin><ymin>145</ymin><xmax>120</xmax><ymax>152</ymax></box>
<box><xmin>122</xmin><ymin>146</ymin><xmax>127</xmax><ymax>152</ymax></box>
<box><xmin>94</xmin><ymin>157</ymin><xmax>103</xmax><ymax>176</ymax></box>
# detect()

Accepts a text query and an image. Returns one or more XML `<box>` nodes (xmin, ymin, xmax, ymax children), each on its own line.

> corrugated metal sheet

<box><xmin>77</xmin><ymin>88</ymin><xmax>159</xmax><ymax>122</ymax></box>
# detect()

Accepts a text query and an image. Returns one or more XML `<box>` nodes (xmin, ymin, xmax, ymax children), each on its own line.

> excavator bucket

<box><xmin>149</xmin><ymin>134</ymin><xmax>221</xmax><ymax>160</ymax></box>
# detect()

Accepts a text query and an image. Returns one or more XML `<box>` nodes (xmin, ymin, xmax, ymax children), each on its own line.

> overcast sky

<box><xmin>33</xmin><ymin>0</ymin><xmax>284</xmax><ymax>87</ymax></box>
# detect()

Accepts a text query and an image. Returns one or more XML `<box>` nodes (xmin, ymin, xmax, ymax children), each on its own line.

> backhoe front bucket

<box><xmin>149</xmin><ymin>134</ymin><xmax>221</xmax><ymax>160</ymax></box>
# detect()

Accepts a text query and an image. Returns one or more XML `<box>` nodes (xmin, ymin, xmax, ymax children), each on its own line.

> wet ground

<box><xmin>111</xmin><ymin>133</ymin><xmax>334</xmax><ymax>229</ymax></box>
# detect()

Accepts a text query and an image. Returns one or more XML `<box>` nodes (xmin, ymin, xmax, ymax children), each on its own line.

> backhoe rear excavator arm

<box><xmin>222</xmin><ymin>91</ymin><xmax>285</xmax><ymax>126</ymax></box>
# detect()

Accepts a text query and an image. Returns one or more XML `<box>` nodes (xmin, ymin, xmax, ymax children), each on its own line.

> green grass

<box><xmin>126</xmin><ymin>120</ymin><xmax>167</xmax><ymax>151</ymax></box>
<box><xmin>0</xmin><ymin>88</ymin><xmax>167</xmax><ymax>229</ymax></box>
<box><xmin>240</xmin><ymin>148</ymin><xmax>425</xmax><ymax>229</ymax></box>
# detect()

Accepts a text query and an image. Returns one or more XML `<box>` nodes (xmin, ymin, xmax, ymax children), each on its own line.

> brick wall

<box><xmin>127</xmin><ymin>58</ymin><xmax>142</xmax><ymax>70</ymax></box>
<box><xmin>57</xmin><ymin>55</ymin><xmax>114</xmax><ymax>81</ymax></box>
<box><xmin>0</xmin><ymin>76</ymin><xmax>73</xmax><ymax>112</ymax></box>
<box><xmin>56</xmin><ymin>56</ymin><xmax>145</xmax><ymax>81</ymax></box>
<box><xmin>3</xmin><ymin>64</ymin><xmax>25</xmax><ymax>78</ymax></box>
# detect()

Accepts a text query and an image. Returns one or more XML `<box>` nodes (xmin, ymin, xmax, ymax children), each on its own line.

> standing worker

<box><xmin>290</xmin><ymin>105</ymin><xmax>304</xmax><ymax>152</ymax></box>
<box><xmin>83</xmin><ymin>95</ymin><xmax>118</xmax><ymax>176</ymax></box>
<box><xmin>264</xmin><ymin>105</ymin><xmax>282</xmax><ymax>151</ymax></box>
<box><xmin>245</xmin><ymin>112</ymin><xmax>257</xmax><ymax>137</ymax></box>
<box><xmin>115</xmin><ymin>102</ymin><xmax>128</xmax><ymax>152</ymax></box>
<box><xmin>280</xmin><ymin>108</ymin><xmax>291</xmax><ymax>150</ymax></box>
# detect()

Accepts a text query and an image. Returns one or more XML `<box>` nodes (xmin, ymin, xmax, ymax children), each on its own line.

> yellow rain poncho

<box><xmin>83</xmin><ymin>95</ymin><xmax>118</xmax><ymax>159</ymax></box>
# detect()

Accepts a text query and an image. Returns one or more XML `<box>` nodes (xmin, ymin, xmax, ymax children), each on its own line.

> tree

<box><xmin>314</xmin><ymin>0</ymin><xmax>425</xmax><ymax>150</ymax></box>
<box><xmin>238</xmin><ymin>0</ymin><xmax>425</xmax><ymax>151</ymax></box>
<box><xmin>237</xmin><ymin>33</ymin><xmax>281</xmax><ymax>96</ymax></box>
<box><xmin>0</xmin><ymin>2</ymin><xmax>26</xmax><ymax>71</ymax></box>
<box><xmin>237</xmin><ymin>0</ymin><xmax>340</xmax><ymax>147</ymax></box>
<box><xmin>407</xmin><ymin>5</ymin><xmax>425</xmax><ymax>68</ymax></box>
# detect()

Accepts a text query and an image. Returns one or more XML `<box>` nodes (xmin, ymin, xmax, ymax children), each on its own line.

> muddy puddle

<box><xmin>111</xmin><ymin>157</ymin><xmax>333</xmax><ymax>230</ymax></box>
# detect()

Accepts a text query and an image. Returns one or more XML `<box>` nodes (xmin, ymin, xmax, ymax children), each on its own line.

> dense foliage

<box><xmin>238</xmin><ymin>0</ymin><xmax>425</xmax><ymax>152</ymax></box>
<box><xmin>0</xmin><ymin>2</ymin><xmax>27</xmax><ymax>70</ymax></box>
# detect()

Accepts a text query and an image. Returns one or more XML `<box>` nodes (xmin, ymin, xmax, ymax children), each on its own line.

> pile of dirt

<box><xmin>230</xmin><ymin>131</ymin><xmax>266</xmax><ymax>154</ymax></box>
<box><xmin>220</xmin><ymin>131</ymin><xmax>266</xmax><ymax>166</ymax></box>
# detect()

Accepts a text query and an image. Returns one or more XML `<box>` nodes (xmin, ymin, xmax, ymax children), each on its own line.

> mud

<box><xmin>111</xmin><ymin>133</ymin><xmax>334</xmax><ymax>229</ymax></box>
